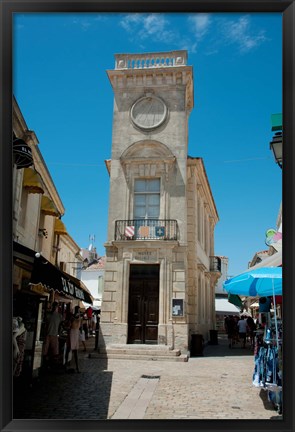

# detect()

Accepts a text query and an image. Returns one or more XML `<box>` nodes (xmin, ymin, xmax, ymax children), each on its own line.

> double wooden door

<box><xmin>127</xmin><ymin>265</ymin><xmax>159</xmax><ymax>344</ymax></box>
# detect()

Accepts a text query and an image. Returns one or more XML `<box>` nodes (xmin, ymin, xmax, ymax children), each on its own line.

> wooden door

<box><xmin>127</xmin><ymin>265</ymin><xmax>159</xmax><ymax>344</ymax></box>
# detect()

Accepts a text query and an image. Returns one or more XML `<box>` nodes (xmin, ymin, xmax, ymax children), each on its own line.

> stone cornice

<box><xmin>107</xmin><ymin>66</ymin><xmax>193</xmax><ymax>112</ymax></box>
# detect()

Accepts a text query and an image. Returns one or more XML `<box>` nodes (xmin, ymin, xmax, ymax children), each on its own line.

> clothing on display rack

<box><xmin>252</xmin><ymin>320</ymin><xmax>282</xmax><ymax>414</ymax></box>
<box><xmin>13</xmin><ymin>316</ymin><xmax>27</xmax><ymax>377</ymax></box>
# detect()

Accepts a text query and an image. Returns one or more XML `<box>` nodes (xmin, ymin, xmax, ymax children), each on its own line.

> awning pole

<box><xmin>272</xmin><ymin>278</ymin><xmax>279</xmax><ymax>351</ymax></box>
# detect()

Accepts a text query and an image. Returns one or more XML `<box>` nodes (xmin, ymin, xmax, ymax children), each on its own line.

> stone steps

<box><xmin>86</xmin><ymin>344</ymin><xmax>188</xmax><ymax>362</ymax></box>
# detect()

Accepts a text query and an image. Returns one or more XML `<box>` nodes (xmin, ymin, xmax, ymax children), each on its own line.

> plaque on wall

<box><xmin>172</xmin><ymin>299</ymin><xmax>184</xmax><ymax>317</ymax></box>
<box><xmin>133</xmin><ymin>250</ymin><xmax>158</xmax><ymax>262</ymax></box>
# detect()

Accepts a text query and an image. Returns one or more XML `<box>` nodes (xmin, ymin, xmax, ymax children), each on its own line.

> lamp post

<box><xmin>270</xmin><ymin>113</ymin><xmax>282</xmax><ymax>169</ymax></box>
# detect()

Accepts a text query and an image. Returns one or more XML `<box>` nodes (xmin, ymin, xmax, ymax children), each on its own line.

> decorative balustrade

<box><xmin>115</xmin><ymin>51</ymin><xmax>187</xmax><ymax>70</ymax></box>
<box><xmin>115</xmin><ymin>219</ymin><xmax>178</xmax><ymax>241</ymax></box>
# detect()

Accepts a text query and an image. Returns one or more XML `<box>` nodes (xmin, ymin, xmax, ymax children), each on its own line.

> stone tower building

<box><xmin>100</xmin><ymin>51</ymin><xmax>220</xmax><ymax>358</ymax></box>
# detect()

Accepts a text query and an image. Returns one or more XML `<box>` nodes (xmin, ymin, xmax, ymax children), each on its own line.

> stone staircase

<box><xmin>87</xmin><ymin>343</ymin><xmax>188</xmax><ymax>362</ymax></box>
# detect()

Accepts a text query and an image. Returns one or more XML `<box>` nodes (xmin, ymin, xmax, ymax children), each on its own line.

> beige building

<box><xmin>13</xmin><ymin>97</ymin><xmax>92</xmax><ymax>379</ymax></box>
<box><xmin>100</xmin><ymin>51</ymin><xmax>220</xmax><ymax>358</ymax></box>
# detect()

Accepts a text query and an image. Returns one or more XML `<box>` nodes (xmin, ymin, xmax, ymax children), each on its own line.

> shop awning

<box><xmin>30</xmin><ymin>257</ymin><xmax>93</xmax><ymax>304</ymax></box>
<box><xmin>23</xmin><ymin>168</ymin><xmax>45</xmax><ymax>194</ymax></box>
<box><xmin>13</xmin><ymin>242</ymin><xmax>93</xmax><ymax>304</ymax></box>
<box><xmin>54</xmin><ymin>218</ymin><xmax>68</xmax><ymax>235</ymax></box>
<box><xmin>215</xmin><ymin>297</ymin><xmax>241</xmax><ymax>315</ymax></box>
<box><xmin>41</xmin><ymin>196</ymin><xmax>59</xmax><ymax>217</ymax></box>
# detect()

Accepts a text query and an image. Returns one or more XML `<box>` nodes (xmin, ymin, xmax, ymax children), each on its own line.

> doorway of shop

<box><xmin>127</xmin><ymin>264</ymin><xmax>159</xmax><ymax>344</ymax></box>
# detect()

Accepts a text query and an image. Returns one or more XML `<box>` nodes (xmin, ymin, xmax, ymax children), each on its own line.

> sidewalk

<box><xmin>13</xmin><ymin>334</ymin><xmax>282</xmax><ymax>421</ymax></box>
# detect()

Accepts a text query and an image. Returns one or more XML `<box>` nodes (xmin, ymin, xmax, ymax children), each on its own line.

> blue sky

<box><xmin>13</xmin><ymin>12</ymin><xmax>282</xmax><ymax>276</ymax></box>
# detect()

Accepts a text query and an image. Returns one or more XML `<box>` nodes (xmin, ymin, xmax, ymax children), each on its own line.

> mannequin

<box><xmin>13</xmin><ymin>316</ymin><xmax>27</xmax><ymax>377</ymax></box>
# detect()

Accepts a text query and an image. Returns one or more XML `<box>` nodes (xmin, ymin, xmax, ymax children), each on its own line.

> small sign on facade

<box><xmin>172</xmin><ymin>298</ymin><xmax>184</xmax><ymax>317</ymax></box>
<box><xmin>133</xmin><ymin>250</ymin><xmax>157</xmax><ymax>262</ymax></box>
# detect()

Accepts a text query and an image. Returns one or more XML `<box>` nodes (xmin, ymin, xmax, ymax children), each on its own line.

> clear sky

<box><xmin>13</xmin><ymin>12</ymin><xmax>282</xmax><ymax>277</ymax></box>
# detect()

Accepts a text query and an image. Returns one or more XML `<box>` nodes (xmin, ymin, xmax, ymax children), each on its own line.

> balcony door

<box><xmin>134</xmin><ymin>178</ymin><xmax>160</xmax><ymax>220</ymax></box>
<box><xmin>127</xmin><ymin>264</ymin><xmax>159</xmax><ymax>344</ymax></box>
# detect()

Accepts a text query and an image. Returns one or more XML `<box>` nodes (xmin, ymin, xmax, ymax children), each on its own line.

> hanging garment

<box><xmin>13</xmin><ymin>331</ymin><xmax>27</xmax><ymax>377</ymax></box>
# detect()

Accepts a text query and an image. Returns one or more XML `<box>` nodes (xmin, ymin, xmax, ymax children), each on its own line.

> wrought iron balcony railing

<box><xmin>115</xmin><ymin>219</ymin><xmax>178</xmax><ymax>241</ymax></box>
<box><xmin>210</xmin><ymin>256</ymin><xmax>222</xmax><ymax>273</ymax></box>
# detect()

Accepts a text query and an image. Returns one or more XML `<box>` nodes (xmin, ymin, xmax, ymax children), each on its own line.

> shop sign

<box><xmin>13</xmin><ymin>138</ymin><xmax>33</xmax><ymax>169</ymax></box>
<box><xmin>61</xmin><ymin>277</ymin><xmax>85</xmax><ymax>300</ymax></box>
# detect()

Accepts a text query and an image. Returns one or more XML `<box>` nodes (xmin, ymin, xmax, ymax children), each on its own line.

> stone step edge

<box><xmin>87</xmin><ymin>352</ymin><xmax>188</xmax><ymax>362</ymax></box>
<box><xmin>104</xmin><ymin>349</ymin><xmax>181</xmax><ymax>356</ymax></box>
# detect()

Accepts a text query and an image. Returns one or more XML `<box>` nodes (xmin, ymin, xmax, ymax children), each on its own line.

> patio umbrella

<box><xmin>223</xmin><ymin>267</ymin><xmax>282</xmax><ymax>350</ymax></box>
<box><xmin>223</xmin><ymin>267</ymin><xmax>282</xmax><ymax>297</ymax></box>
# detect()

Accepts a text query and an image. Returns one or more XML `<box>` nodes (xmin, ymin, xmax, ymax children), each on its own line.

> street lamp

<box><xmin>270</xmin><ymin>132</ymin><xmax>283</xmax><ymax>169</ymax></box>
<box><xmin>270</xmin><ymin>113</ymin><xmax>282</xmax><ymax>169</ymax></box>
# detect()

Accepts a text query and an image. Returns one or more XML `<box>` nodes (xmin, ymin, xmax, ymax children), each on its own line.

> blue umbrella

<box><xmin>223</xmin><ymin>267</ymin><xmax>282</xmax><ymax>297</ymax></box>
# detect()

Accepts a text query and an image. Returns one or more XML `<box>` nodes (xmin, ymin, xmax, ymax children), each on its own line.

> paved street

<box><xmin>13</xmin><ymin>334</ymin><xmax>282</xmax><ymax>421</ymax></box>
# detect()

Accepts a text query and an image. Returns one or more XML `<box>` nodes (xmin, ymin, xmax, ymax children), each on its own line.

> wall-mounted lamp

<box><xmin>35</xmin><ymin>252</ymin><xmax>48</xmax><ymax>264</ymax></box>
<box><xmin>270</xmin><ymin>132</ymin><xmax>283</xmax><ymax>169</ymax></box>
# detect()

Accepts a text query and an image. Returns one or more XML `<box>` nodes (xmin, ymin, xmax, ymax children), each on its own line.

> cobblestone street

<box><xmin>13</xmin><ymin>334</ymin><xmax>282</xmax><ymax>421</ymax></box>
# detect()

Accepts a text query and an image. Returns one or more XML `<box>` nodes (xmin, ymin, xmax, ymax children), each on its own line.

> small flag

<box><xmin>138</xmin><ymin>226</ymin><xmax>150</xmax><ymax>237</ymax></box>
<box><xmin>125</xmin><ymin>226</ymin><xmax>134</xmax><ymax>237</ymax></box>
<box><xmin>155</xmin><ymin>226</ymin><xmax>165</xmax><ymax>237</ymax></box>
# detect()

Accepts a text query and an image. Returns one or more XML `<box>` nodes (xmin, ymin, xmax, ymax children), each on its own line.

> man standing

<box><xmin>237</xmin><ymin>316</ymin><xmax>248</xmax><ymax>348</ymax></box>
<box><xmin>43</xmin><ymin>302</ymin><xmax>63</xmax><ymax>367</ymax></box>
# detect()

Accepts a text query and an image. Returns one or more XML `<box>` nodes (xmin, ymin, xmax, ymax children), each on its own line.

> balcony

<box><xmin>115</xmin><ymin>219</ymin><xmax>178</xmax><ymax>241</ymax></box>
<box><xmin>210</xmin><ymin>256</ymin><xmax>221</xmax><ymax>273</ymax></box>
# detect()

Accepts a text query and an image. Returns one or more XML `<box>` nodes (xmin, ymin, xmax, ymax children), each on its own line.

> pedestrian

<box><xmin>246</xmin><ymin>315</ymin><xmax>256</xmax><ymax>349</ymax></box>
<box><xmin>65</xmin><ymin>305</ymin><xmax>82</xmax><ymax>373</ymax></box>
<box><xmin>42</xmin><ymin>302</ymin><xmax>63</xmax><ymax>367</ymax></box>
<box><xmin>237</xmin><ymin>316</ymin><xmax>248</xmax><ymax>348</ymax></box>
<box><xmin>225</xmin><ymin>315</ymin><xmax>237</xmax><ymax>348</ymax></box>
<box><xmin>79</xmin><ymin>326</ymin><xmax>87</xmax><ymax>352</ymax></box>
<box><xmin>91</xmin><ymin>312</ymin><xmax>97</xmax><ymax>335</ymax></box>
<box><xmin>86</xmin><ymin>306</ymin><xmax>93</xmax><ymax>332</ymax></box>
<box><xmin>82</xmin><ymin>312</ymin><xmax>89</xmax><ymax>339</ymax></box>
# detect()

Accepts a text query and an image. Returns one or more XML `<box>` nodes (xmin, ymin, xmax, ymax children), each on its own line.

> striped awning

<box><xmin>41</xmin><ymin>196</ymin><xmax>59</xmax><ymax>217</ymax></box>
<box><xmin>23</xmin><ymin>168</ymin><xmax>45</xmax><ymax>194</ymax></box>
<box><xmin>54</xmin><ymin>218</ymin><xmax>68</xmax><ymax>235</ymax></box>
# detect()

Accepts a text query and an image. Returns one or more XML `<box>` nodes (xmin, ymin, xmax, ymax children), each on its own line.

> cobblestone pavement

<box><xmin>13</xmin><ymin>334</ymin><xmax>282</xmax><ymax>421</ymax></box>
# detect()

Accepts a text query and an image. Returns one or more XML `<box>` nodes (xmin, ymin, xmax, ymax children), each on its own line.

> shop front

<box><xmin>13</xmin><ymin>241</ymin><xmax>92</xmax><ymax>382</ymax></box>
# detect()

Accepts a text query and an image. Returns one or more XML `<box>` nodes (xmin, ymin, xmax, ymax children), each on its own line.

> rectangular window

<box><xmin>134</xmin><ymin>179</ymin><xmax>160</xmax><ymax>219</ymax></box>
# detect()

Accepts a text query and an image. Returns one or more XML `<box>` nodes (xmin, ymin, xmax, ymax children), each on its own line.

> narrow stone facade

<box><xmin>100</xmin><ymin>51</ymin><xmax>219</xmax><ymax>354</ymax></box>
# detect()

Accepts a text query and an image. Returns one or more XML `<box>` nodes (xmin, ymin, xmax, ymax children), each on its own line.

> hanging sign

<box><xmin>265</xmin><ymin>228</ymin><xmax>282</xmax><ymax>246</ymax></box>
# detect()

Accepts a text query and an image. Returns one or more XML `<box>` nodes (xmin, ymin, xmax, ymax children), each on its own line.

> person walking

<box><xmin>42</xmin><ymin>302</ymin><xmax>63</xmax><ymax>367</ymax></box>
<box><xmin>246</xmin><ymin>315</ymin><xmax>256</xmax><ymax>349</ymax></box>
<box><xmin>225</xmin><ymin>315</ymin><xmax>237</xmax><ymax>348</ymax></box>
<box><xmin>65</xmin><ymin>306</ymin><xmax>82</xmax><ymax>373</ymax></box>
<box><xmin>86</xmin><ymin>306</ymin><xmax>93</xmax><ymax>333</ymax></box>
<box><xmin>91</xmin><ymin>312</ymin><xmax>97</xmax><ymax>335</ymax></box>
